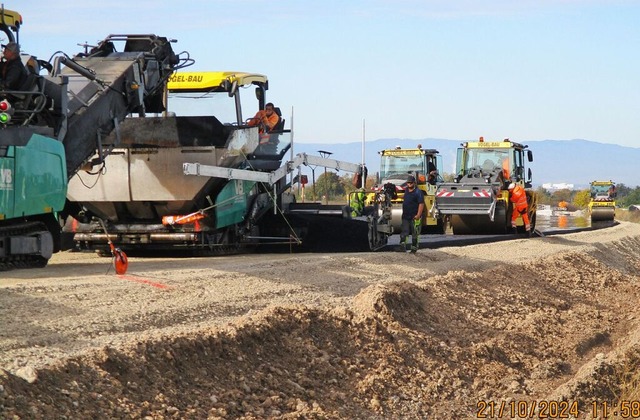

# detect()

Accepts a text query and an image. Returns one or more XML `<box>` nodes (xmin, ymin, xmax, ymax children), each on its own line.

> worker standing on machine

<box><xmin>399</xmin><ymin>175</ymin><xmax>424</xmax><ymax>253</ymax></box>
<box><xmin>508</xmin><ymin>183</ymin><xmax>531</xmax><ymax>235</ymax></box>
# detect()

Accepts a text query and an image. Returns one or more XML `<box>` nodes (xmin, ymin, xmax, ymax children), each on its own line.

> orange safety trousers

<box><xmin>510</xmin><ymin>186</ymin><xmax>531</xmax><ymax>230</ymax></box>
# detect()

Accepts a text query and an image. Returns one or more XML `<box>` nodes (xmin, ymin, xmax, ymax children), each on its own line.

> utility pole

<box><xmin>318</xmin><ymin>150</ymin><xmax>332</xmax><ymax>204</ymax></box>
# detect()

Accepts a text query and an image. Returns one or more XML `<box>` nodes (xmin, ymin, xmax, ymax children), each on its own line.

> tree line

<box><xmin>300</xmin><ymin>170</ymin><xmax>640</xmax><ymax>209</ymax></box>
<box><xmin>536</xmin><ymin>183</ymin><xmax>640</xmax><ymax>208</ymax></box>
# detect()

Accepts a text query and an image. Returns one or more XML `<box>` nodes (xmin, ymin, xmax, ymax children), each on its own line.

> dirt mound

<box><xmin>0</xmin><ymin>303</ymin><xmax>440</xmax><ymax>419</ymax></box>
<box><xmin>2</xmin><ymin>224</ymin><xmax>640</xmax><ymax>418</ymax></box>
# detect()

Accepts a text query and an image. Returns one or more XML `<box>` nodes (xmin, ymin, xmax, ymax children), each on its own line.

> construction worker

<box><xmin>399</xmin><ymin>175</ymin><xmax>424</xmax><ymax>253</ymax></box>
<box><xmin>350</xmin><ymin>188</ymin><xmax>366</xmax><ymax>217</ymax></box>
<box><xmin>248</xmin><ymin>102</ymin><xmax>280</xmax><ymax>143</ymax></box>
<box><xmin>426</xmin><ymin>158</ymin><xmax>438</xmax><ymax>185</ymax></box>
<box><xmin>0</xmin><ymin>42</ymin><xmax>27</xmax><ymax>91</ymax></box>
<box><xmin>508</xmin><ymin>183</ymin><xmax>531</xmax><ymax>234</ymax></box>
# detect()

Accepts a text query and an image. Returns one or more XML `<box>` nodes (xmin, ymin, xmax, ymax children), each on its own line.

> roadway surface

<box><xmin>381</xmin><ymin>216</ymin><xmax>618</xmax><ymax>252</ymax></box>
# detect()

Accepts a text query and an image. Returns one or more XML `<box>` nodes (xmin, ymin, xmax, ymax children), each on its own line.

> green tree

<box><xmin>551</xmin><ymin>188</ymin><xmax>572</xmax><ymax>204</ymax></box>
<box><xmin>618</xmin><ymin>186</ymin><xmax>640</xmax><ymax>207</ymax></box>
<box><xmin>573</xmin><ymin>189</ymin><xmax>591</xmax><ymax>208</ymax></box>
<box><xmin>535</xmin><ymin>187</ymin><xmax>553</xmax><ymax>205</ymax></box>
<box><xmin>340</xmin><ymin>173</ymin><xmax>375</xmax><ymax>195</ymax></box>
<box><xmin>316</xmin><ymin>171</ymin><xmax>345</xmax><ymax>200</ymax></box>
<box><xmin>615</xmin><ymin>183</ymin><xmax>632</xmax><ymax>197</ymax></box>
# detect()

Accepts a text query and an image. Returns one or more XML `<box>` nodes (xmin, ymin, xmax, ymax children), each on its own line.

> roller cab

<box><xmin>366</xmin><ymin>146</ymin><xmax>445</xmax><ymax>233</ymax></box>
<box><xmin>433</xmin><ymin>137</ymin><xmax>537</xmax><ymax>235</ymax></box>
<box><xmin>588</xmin><ymin>180</ymin><xmax>616</xmax><ymax>222</ymax></box>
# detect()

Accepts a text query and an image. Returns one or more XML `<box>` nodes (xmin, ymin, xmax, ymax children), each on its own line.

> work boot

<box><xmin>410</xmin><ymin>247</ymin><xmax>418</xmax><ymax>254</ymax></box>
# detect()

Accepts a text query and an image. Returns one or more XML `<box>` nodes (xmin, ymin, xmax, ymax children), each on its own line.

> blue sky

<box><xmin>10</xmin><ymin>0</ymin><xmax>640</xmax><ymax>147</ymax></box>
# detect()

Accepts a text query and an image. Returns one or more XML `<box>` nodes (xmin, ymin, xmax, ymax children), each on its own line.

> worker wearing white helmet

<box><xmin>508</xmin><ymin>183</ymin><xmax>531</xmax><ymax>234</ymax></box>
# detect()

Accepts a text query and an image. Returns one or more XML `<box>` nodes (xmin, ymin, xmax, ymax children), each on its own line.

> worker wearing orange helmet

<box><xmin>508</xmin><ymin>182</ymin><xmax>531</xmax><ymax>234</ymax></box>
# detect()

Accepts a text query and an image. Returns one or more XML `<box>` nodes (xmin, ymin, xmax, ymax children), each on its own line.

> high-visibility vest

<box><xmin>510</xmin><ymin>185</ymin><xmax>528</xmax><ymax>211</ymax></box>
<box><xmin>351</xmin><ymin>190</ymin><xmax>365</xmax><ymax>217</ymax></box>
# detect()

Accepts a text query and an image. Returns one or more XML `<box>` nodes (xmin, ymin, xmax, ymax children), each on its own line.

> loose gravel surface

<box><xmin>2</xmin><ymin>222</ymin><xmax>640</xmax><ymax>419</ymax></box>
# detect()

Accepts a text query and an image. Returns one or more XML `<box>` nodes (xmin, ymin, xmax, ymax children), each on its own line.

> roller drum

<box><xmin>590</xmin><ymin>207</ymin><xmax>615</xmax><ymax>222</ymax></box>
<box><xmin>450</xmin><ymin>203</ymin><xmax>508</xmax><ymax>235</ymax></box>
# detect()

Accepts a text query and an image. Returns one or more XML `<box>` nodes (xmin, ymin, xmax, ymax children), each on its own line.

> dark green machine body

<box><xmin>0</xmin><ymin>134</ymin><xmax>67</xmax><ymax>219</ymax></box>
<box><xmin>0</xmin><ymin>133</ymin><xmax>67</xmax><ymax>268</ymax></box>
<box><xmin>0</xmin><ymin>14</ymin><xmax>182</xmax><ymax>269</ymax></box>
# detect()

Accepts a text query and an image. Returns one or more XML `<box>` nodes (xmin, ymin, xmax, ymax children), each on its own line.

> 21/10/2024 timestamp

<box><xmin>477</xmin><ymin>400</ymin><xmax>640</xmax><ymax>418</ymax></box>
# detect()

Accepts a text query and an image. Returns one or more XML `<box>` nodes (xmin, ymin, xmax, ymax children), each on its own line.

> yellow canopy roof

<box><xmin>167</xmin><ymin>71</ymin><xmax>268</xmax><ymax>92</ymax></box>
<box><xmin>0</xmin><ymin>7</ymin><xmax>23</xmax><ymax>32</ymax></box>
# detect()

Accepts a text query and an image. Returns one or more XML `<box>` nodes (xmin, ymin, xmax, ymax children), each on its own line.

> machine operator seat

<box><xmin>271</xmin><ymin>107</ymin><xmax>285</xmax><ymax>132</ymax></box>
<box><xmin>482</xmin><ymin>159</ymin><xmax>496</xmax><ymax>173</ymax></box>
<box><xmin>264</xmin><ymin>107</ymin><xmax>285</xmax><ymax>153</ymax></box>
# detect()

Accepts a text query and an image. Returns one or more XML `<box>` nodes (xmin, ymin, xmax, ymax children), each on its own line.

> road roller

<box><xmin>433</xmin><ymin>137</ymin><xmax>537</xmax><ymax>235</ymax></box>
<box><xmin>588</xmin><ymin>180</ymin><xmax>616</xmax><ymax>222</ymax></box>
<box><xmin>364</xmin><ymin>145</ymin><xmax>446</xmax><ymax>232</ymax></box>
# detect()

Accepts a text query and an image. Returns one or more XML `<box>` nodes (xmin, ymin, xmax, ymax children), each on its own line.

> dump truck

<box><xmin>0</xmin><ymin>6</ymin><xmax>182</xmax><ymax>269</ymax></box>
<box><xmin>66</xmin><ymin>71</ymin><xmax>371</xmax><ymax>254</ymax></box>
<box><xmin>433</xmin><ymin>137</ymin><xmax>537</xmax><ymax>234</ymax></box>
<box><xmin>588</xmin><ymin>180</ymin><xmax>616</xmax><ymax>222</ymax></box>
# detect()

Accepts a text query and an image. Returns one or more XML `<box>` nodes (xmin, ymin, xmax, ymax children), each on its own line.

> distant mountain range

<box><xmin>291</xmin><ymin>138</ymin><xmax>638</xmax><ymax>189</ymax></box>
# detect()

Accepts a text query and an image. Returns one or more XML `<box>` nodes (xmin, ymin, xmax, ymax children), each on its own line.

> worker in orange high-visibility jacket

<box><xmin>248</xmin><ymin>102</ymin><xmax>280</xmax><ymax>144</ymax></box>
<box><xmin>508</xmin><ymin>183</ymin><xmax>531</xmax><ymax>233</ymax></box>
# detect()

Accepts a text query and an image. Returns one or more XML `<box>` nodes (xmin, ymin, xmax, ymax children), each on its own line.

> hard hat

<box><xmin>508</xmin><ymin>183</ymin><xmax>516</xmax><ymax>190</ymax></box>
<box><xmin>406</xmin><ymin>175</ymin><xmax>416</xmax><ymax>183</ymax></box>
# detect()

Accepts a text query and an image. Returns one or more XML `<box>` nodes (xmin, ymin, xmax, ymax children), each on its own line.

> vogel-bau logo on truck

<box><xmin>169</xmin><ymin>74</ymin><xmax>204</xmax><ymax>83</ymax></box>
<box><xmin>0</xmin><ymin>168</ymin><xmax>12</xmax><ymax>190</ymax></box>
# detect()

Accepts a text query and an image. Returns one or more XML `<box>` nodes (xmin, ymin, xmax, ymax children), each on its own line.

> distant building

<box><xmin>542</xmin><ymin>183</ymin><xmax>575</xmax><ymax>191</ymax></box>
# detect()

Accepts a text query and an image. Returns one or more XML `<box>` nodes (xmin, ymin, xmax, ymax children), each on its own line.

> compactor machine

<box><xmin>588</xmin><ymin>180</ymin><xmax>616</xmax><ymax>222</ymax></box>
<box><xmin>352</xmin><ymin>145</ymin><xmax>445</xmax><ymax>250</ymax></box>
<box><xmin>0</xmin><ymin>5</ymin><xmax>183</xmax><ymax>269</ymax></box>
<box><xmin>433</xmin><ymin>137</ymin><xmax>537</xmax><ymax>234</ymax></box>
